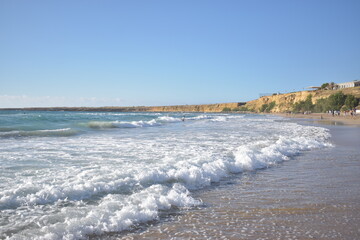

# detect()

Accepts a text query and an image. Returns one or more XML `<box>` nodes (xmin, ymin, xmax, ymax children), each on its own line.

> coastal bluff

<box><xmin>244</xmin><ymin>86</ymin><xmax>360</xmax><ymax>113</ymax></box>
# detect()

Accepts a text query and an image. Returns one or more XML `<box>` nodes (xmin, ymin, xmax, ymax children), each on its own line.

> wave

<box><xmin>0</xmin><ymin>124</ymin><xmax>331</xmax><ymax>239</ymax></box>
<box><xmin>0</xmin><ymin>128</ymin><xmax>79</xmax><ymax>138</ymax></box>
<box><xmin>1</xmin><ymin>120</ymin><xmax>331</xmax><ymax>210</ymax></box>
<box><xmin>84</xmin><ymin>116</ymin><xmax>188</xmax><ymax>129</ymax></box>
<box><xmin>156</xmin><ymin>114</ymin><xmax>242</xmax><ymax>123</ymax></box>
<box><xmin>157</xmin><ymin>116</ymin><xmax>182</xmax><ymax>123</ymax></box>
<box><xmin>86</xmin><ymin>121</ymin><xmax>119</xmax><ymax>129</ymax></box>
<box><xmin>85</xmin><ymin>116</ymin><xmax>187</xmax><ymax>129</ymax></box>
<box><xmin>85</xmin><ymin>119</ymin><xmax>161</xmax><ymax>129</ymax></box>
<box><xmin>0</xmin><ymin>115</ymin><xmax>332</xmax><ymax>239</ymax></box>
<box><xmin>1</xmin><ymin>126</ymin><xmax>331</xmax><ymax>209</ymax></box>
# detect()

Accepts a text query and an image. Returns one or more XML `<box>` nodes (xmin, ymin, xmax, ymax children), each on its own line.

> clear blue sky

<box><xmin>1</xmin><ymin>0</ymin><xmax>359</xmax><ymax>107</ymax></box>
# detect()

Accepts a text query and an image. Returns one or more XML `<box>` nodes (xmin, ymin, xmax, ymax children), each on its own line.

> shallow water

<box><xmin>121</xmin><ymin>123</ymin><xmax>360</xmax><ymax>240</ymax></box>
<box><xmin>0</xmin><ymin>111</ymin><xmax>332</xmax><ymax>239</ymax></box>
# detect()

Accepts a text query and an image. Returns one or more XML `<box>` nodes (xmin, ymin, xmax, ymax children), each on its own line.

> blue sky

<box><xmin>1</xmin><ymin>0</ymin><xmax>359</xmax><ymax>107</ymax></box>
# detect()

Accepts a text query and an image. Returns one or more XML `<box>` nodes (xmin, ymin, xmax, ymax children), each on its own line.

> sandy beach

<box><xmin>275</xmin><ymin>112</ymin><xmax>360</xmax><ymax>126</ymax></box>
<box><xmin>116</xmin><ymin>116</ymin><xmax>360</xmax><ymax>240</ymax></box>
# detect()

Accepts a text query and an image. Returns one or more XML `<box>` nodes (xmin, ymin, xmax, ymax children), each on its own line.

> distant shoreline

<box><xmin>0</xmin><ymin>107</ymin><xmax>149</xmax><ymax>112</ymax></box>
<box><xmin>0</xmin><ymin>102</ymin><xmax>243</xmax><ymax>113</ymax></box>
<box><xmin>2</xmin><ymin>106</ymin><xmax>360</xmax><ymax>126</ymax></box>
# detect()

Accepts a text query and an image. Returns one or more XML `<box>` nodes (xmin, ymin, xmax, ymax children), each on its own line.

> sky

<box><xmin>1</xmin><ymin>0</ymin><xmax>360</xmax><ymax>108</ymax></box>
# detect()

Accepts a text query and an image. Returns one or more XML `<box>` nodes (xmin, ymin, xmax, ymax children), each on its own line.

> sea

<box><xmin>0</xmin><ymin>111</ymin><xmax>332</xmax><ymax>239</ymax></box>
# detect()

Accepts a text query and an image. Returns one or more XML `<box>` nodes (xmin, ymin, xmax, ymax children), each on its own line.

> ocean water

<box><xmin>0</xmin><ymin>111</ymin><xmax>331</xmax><ymax>239</ymax></box>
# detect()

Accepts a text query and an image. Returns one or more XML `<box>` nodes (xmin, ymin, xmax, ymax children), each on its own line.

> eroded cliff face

<box><xmin>245</xmin><ymin>87</ymin><xmax>360</xmax><ymax>113</ymax></box>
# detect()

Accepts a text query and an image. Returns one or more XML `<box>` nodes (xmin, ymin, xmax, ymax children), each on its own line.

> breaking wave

<box><xmin>83</xmin><ymin>114</ymin><xmax>233</xmax><ymax>130</ymax></box>
<box><xmin>0</xmin><ymin>112</ymin><xmax>332</xmax><ymax>239</ymax></box>
<box><xmin>85</xmin><ymin>119</ymin><xmax>161</xmax><ymax>129</ymax></box>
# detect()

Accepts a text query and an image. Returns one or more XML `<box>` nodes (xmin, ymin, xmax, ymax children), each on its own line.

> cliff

<box><xmin>244</xmin><ymin>86</ymin><xmax>360</xmax><ymax>113</ymax></box>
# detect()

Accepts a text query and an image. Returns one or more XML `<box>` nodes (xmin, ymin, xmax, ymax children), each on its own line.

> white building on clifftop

<box><xmin>336</xmin><ymin>80</ymin><xmax>360</xmax><ymax>89</ymax></box>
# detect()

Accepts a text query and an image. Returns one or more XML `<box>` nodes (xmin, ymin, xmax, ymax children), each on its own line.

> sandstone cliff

<box><xmin>244</xmin><ymin>87</ymin><xmax>360</xmax><ymax>113</ymax></box>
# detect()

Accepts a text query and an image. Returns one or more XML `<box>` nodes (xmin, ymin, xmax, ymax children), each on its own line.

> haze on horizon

<box><xmin>1</xmin><ymin>0</ymin><xmax>359</xmax><ymax>108</ymax></box>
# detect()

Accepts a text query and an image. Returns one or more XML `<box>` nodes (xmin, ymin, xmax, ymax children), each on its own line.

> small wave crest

<box><xmin>86</xmin><ymin>121</ymin><xmax>118</xmax><ymax>129</ymax></box>
<box><xmin>157</xmin><ymin>116</ymin><xmax>182</xmax><ymax>123</ymax></box>
<box><xmin>85</xmin><ymin>120</ymin><xmax>161</xmax><ymax>129</ymax></box>
<box><xmin>83</xmin><ymin>114</ymin><xmax>237</xmax><ymax>131</ymax></box>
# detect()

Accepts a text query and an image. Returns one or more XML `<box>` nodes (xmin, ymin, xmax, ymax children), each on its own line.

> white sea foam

<box><xmin>0</xmin><ymin>113</ymin><xmax>332</xmax><ymax>239</ymax></box>
<box><xmin>157</xmin><ymin>116</ymin><xmax>182</xmax><ymax>123</ymax></box>
<box><xmin>4</xmin><ymin>184</ymin><xmax>200</xmax><ymax>240</ymax></box>
<box><xmin>85</xmin><ymin>119</ymin><xmax>161</xmax><ymax>129</ymax></box>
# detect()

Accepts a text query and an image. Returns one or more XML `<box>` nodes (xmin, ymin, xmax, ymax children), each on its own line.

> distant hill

<box><xmin>0</xmin><ymin>102</ymin><xmax>243</xmax><ymax>113</ymax></box>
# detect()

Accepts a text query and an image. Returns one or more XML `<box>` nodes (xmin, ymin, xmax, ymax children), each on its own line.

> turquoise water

<box><xmin>0</xmin><ymin>111</ymin><xmax>169</xmax><ymax>136</ymax></box>
<box><xmin>0</xmin><ymin>111</ymin><xmax>331</xmax><ymax>239</ymax></box>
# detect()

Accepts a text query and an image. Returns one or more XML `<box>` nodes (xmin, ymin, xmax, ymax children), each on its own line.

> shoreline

<box><xmin>273</xmin><ymin>112</ymin><xmax>360</xmax><ymax>126</ymax></box>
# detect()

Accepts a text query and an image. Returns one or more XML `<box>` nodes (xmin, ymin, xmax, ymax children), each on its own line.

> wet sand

<box><xmin>109</xmin><ymin>119</ymin><xmax>360</xmax><ymax>240</ymax></box>
<box><xmin>275</xmin><ymin>112</ymin><xmax>360</xmax><ymax>126</ymax></box>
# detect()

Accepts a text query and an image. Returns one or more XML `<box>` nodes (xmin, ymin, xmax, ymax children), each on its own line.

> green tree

<box><xmin>260</xmin><ymin>102</ymin><xmax>276</xmax><ymax>112</ymax></box>
<box><xmin>329</xmin><ymin>82</ymin><xmax>336</xmax><ymax>90</ymax></box>
<box><xmin>327</xmin><ymin>92</ymin><xmax>346</xmax><ymax>110</ymax></box>
<box><xmin>267</xmin><ymin>101</ymin><xmax>276</xmax><ymax>112</ymax></box>
<box><xmin>238</xmin><ymin>106</ymin><xmax>250</xmax><ymax>111</ymax></box>
<box><xmin>320</xmin><ymin>83</ymin><xmax>329</xmax><ymax>89</ymax></box>
<box><xmin>222</xmin><ymin>107</ymin><xmax>232</xmax><ymax>112</ymax></box>
<box><xmin>292</xmin><ymin>95</ymin><xmax>314</xmax><ymax>112</ymax></box>
<box><xmin>344</xmin><ymin>95</ymin><xmax>358</xmax><ymax>109</ymax></box>
<box><xmin>314</xmin><ymin>98</ymin><xmax>329</xmax><ymax>112</ymax></box>
<box><xmin>260</xmin><ymin>104</ymin><xmax>268</xmax><ymax>112</ymax></box>
<box><xmin>303</xmin><ymin>95</ymin><xmax>314</xmax><ymax>111</ymax></box>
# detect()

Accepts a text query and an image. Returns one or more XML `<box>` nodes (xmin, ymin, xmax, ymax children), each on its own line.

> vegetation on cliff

<box><xmin>260</xmin><ymin>101</ymin><xmax>276</xmax><ymax>113</ymax></box>
<box><xmin>292</xmin><ymin>92</ymin><xmax>359</xmax><ymax>113</ymax></box>
<box><xmin>293</xmin><ymin>95</ymin><xmax>314</xmax><ymax>112</ymax></box>
<box><xmin>245</xmin><ymin>86</ymin><xmax>360</xmax><ymax>113</ymax></box>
